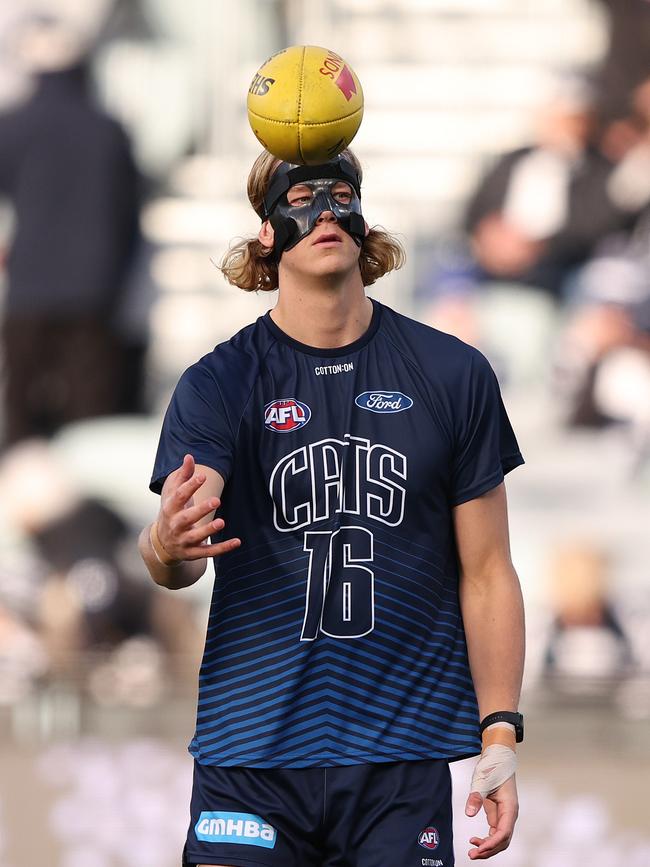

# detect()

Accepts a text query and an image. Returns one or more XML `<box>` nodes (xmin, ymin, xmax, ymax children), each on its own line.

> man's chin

<box><xmin>280</xmin><ymin>252</ymin><xmax>360</xmax><ymax>281</ymax></box>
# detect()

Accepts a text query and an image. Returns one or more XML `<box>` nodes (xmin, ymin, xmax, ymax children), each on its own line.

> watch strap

<box><xmin>479</xmin><ymin>711</ymin><xmax>524</xmax><ymax>743</ymax></box>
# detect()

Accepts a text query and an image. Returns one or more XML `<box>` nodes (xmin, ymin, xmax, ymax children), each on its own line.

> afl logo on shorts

<box><xmin>264</xmin><ymin>398</ymin><xmax>311</xmax><ymax>433</ymax></box>
<box><xmin>418</xmin><ymin>827</ymin><xmax>440</xmax><ymax>850</ymax></box>
<box><xmin>355</xmin><ymin>391</ymin><xmax>413</xmax><ymax>413</ymax></box>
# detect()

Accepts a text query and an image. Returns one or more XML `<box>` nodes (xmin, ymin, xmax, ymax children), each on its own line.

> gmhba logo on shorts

<box><xmin>355</xmin><ymin>391</ymin><xmax>413</xmax><ymax>413</ymax></box>
<box><xmin>195</xmin><ymin>811</ymin><xmax>277</xmax><ymax>848</ymax></box>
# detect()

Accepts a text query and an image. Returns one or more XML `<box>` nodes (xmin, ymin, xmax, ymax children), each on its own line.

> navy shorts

<box><xmin>182</xmin><ymin>758</ymin><xmax>454</xmax><ymax>867</ymax></box>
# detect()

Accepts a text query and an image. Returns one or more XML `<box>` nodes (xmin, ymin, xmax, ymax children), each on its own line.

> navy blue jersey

<box><xmin>150</xmin><ymin>299</ymin><xmax>524</xmax><ymax>769</ymax></box>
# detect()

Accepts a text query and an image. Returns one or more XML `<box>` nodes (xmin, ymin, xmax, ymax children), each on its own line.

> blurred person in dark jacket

<box><xmin>551</xmin><ymin>224</ymin><xmax>650</xmax><ymax>461</ymax></box>
<box><xmin>464</xmin><ymin>76</ymin><xmax>627</xmax><ymax>300</ymax></box>
<box><xmin>0</xmin><ymin>438</ymin><xmax>202</xmax><ymax>702</ymax></box>
<box><xmin>0</xmin><ymin>15</ymin><xmax>141</xmax><ymax>446</ymax></box>
<box><xmin>592</xmin><ymin>0</ymin><xmax>650</xmax><ymax>127</ymax></box>
<box><xmin>604</xmin><ymin>76</ymin><xmax>650</xmax><ymax>217</ymax></box>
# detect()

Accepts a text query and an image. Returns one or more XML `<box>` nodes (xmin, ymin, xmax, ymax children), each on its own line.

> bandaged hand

<box><xmin>469</xmin><ymin>743</ymin><xmax>517</xmax><ymax>800</ymax></box>
<box><xmin>465</xmin><ymin>745</ymin><xmax>519</xmax><ymax>859</ymax></box>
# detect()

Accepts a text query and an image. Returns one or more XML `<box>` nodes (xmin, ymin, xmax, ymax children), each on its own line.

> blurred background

<box><xmin>0</xmin><ymin>1</ymin><xmax>649</xmax><ymax>865</ymax></box>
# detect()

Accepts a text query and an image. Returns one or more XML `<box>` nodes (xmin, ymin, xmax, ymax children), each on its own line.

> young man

<box><xmin>139</xmin><ymin>149</ymin><xmax>526</xmax><ymax>867</ymax></box>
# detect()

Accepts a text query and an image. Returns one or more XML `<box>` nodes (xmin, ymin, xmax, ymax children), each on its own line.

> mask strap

<box><xmin>348</xmin><ymin>212</ymin><xmax>366</xmax><ymax>241</ymax></box>
<box><xmin>268</xmin><ymin>212</ymin><xmax>296</xmax><ymax>256</ymax></box>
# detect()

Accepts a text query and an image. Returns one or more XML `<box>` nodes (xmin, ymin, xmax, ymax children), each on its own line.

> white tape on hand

<box><xmin>470</xmin><ymin>744</ymin><xmax>517</xmax><ymax>798</ymax></box>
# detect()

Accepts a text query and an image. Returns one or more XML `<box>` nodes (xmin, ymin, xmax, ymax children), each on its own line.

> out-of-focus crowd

<box><xmin>415</xmin><ymin>2</ymin><xmax>650</xmax><ymax>711</ymax></box>
<box><xmin>419</xmin><ymin>68</ymin><xmax>650</xmax><ymax>445</ymax></box>
<box><xmin>0</xmin><ymin>11</ymin><xmax>200</xmax><ymax>722</ymax></box>
<box><xmin>0</xmin><ymin>4</ymin><xmax>649</xmax><ymax>731</ymax></box>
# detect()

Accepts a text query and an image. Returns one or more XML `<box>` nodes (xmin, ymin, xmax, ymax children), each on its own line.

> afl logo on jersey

<box><xmin>355</xmin><ymin>391</ymin><xmax>413</xmax><ymax>413</ymax></box>
<box><xmin>264</xmin><ymin>398</ymin><xmax>311</xmax><ymax>433</ymax></box>
<box><xmin>418</xmin><ymin>827</ymin><xmax>440</xmax><ymax>850</ymax></box>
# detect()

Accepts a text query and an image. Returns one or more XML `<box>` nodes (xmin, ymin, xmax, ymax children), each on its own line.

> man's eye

<box><xmin>289</xmin><ymin>195</ymin><xmax>311</xmax><ymax>205</ymax></box>
<box><xmin>334</xmin><ymin>191</ymin><xmax>352</xmax><ymax>202</ymax></box>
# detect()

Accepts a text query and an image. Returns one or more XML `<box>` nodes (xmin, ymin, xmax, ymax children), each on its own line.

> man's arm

<box><xmin>138</xmin><ymin>454</ymin><xmax>241</xmax><ymax>590</ymax></box>
<box><xmin>454</xmin><ymin>481</ymin><xmax>525</xmax><ymax>860</ymax></box>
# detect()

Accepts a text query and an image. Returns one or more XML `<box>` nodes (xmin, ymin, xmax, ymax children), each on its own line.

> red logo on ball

<box><xmin>264</xmin><ymin>399</ymin><xmax>311</xmax><ymax>433</ymax></box>
<box><xmin>335</xmin><ymin>65</ymin><xmax>357</xmax><ymax>101</ymax></box>
<box><xmin>418</xmin><ymin>827</ymin><xmax>440</xmax><ymax>850</ymax></box>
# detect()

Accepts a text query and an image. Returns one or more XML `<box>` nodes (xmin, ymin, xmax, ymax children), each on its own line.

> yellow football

<box><xmin>247</xmin><ymin>45</ymin><xmax>364</xmax><ymax>165</ymax></box>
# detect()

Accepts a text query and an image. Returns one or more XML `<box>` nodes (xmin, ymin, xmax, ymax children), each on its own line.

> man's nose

<box><xmin>316</xmin><ymin>209</ymin><xmax>337</xmax><ymax>223</ymax></box>
<box><xmin>314</xmin><ymin>191</ymin><xmax>337</xmax><ymax>223</ymax></box>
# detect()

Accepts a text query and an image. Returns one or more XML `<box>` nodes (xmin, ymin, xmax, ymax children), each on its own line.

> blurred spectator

<box><xmin>0</xmin><ymin>14</ymin><xmax>142</xmax><ymax>447</ymax></box>
<box><xmin>34</xmin><ymin>499</ymin><xmax>152</xmax><ymax>656</ymax></box>
<box><xmin>463</xmin><ymin>75</ymin><xmax>627</xmax><ymax>301</ymax></box>
<box><xmin>414</xmin><ymin>236</ymin><xmax>484</xmax><ymax>348</ymax></box>
<box><xmin>0</xmin><ymin>439</ymin><xmax>200</xmax><ymax>705</ymax></box>
<box><xmin>0</xmin><ymin>601</ymin><xmax>47</xmax><ymax>705</ymax></box>
<box><xmin>592</xmin><ymin>0</ymin><xmax>650</xmax><ymax>126</ymax></box>
<box><xmin>604</xmin><ymin>76</ymin><xmax>650</xmax><ymax>216</ymax></box>
<box><xmin>544</xmin><ymin>543</ymin><xmax>635</xmax><ymax>685</ymax></box>
<box><xmin>551</xmin><ymin>222</ymin><xmax>650</xmax><ymax>465</ymax></box>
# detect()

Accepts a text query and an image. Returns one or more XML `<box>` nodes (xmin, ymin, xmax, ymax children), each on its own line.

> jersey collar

<box><xmin>262</xmin><ymin>298</ymin><xmax>381</xmax><ymax>358</ymax></box>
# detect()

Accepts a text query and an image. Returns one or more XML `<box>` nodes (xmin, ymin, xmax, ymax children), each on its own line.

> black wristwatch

<box><xmin>479</xmin><ymin>711</ymin><xmax>524</xmax><ymax>743</ymax></box>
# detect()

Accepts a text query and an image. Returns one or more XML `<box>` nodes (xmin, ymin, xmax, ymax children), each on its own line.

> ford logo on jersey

<box><xmin>355</xmin><ymin>391</ymin><xmax>413</xmax><ymax>413</ymax></box>
<box><xmin>264</xmin><ymin>398</ymin><xmax>311</xmax><ymax>433</ymax></box>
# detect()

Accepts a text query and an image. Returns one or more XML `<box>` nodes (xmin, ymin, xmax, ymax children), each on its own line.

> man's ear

<box><xmin>363</xmin><ymin>219</ymin><xmax>370</xmax><ymax>237</ymax></box>
<box><xmin>259</xmin><ymin>220</ymin><xmax>275</xmax><ymax>249</ymax></box>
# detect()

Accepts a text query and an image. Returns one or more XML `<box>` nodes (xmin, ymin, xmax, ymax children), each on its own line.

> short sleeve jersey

<box><xmin>151</xmin><ymin>299</ymin><xmax>524</xmax><ymax>769</ymax></box>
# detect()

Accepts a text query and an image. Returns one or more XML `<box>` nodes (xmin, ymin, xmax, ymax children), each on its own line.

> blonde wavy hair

<box><xmin>220</xmin><ymin>148</ymin><xmax>405</xmax><ymax>292</ymax></box>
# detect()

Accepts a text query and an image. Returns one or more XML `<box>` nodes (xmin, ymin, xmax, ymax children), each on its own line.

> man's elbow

<box><xmin>460</xmin><ymin>559</ymin><xmax>521</xmax><ymax>596</ymax></box>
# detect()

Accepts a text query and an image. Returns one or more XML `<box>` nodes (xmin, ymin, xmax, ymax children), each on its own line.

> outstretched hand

<box><xmin>465</xmin><ymin>774</ymin><xmax>519</xmax><ymax>860</ymax></box>
<box><xmin>156</xmin><ymin>454</ymin><xmax>240</xmax><ymax>562</ymax></box>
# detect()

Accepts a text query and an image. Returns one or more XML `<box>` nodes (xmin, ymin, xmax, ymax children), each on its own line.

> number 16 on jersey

<box><xmin>300</xmin><ymin>526</ymin><xmax>375</xmax><ymax>640</ymax></box>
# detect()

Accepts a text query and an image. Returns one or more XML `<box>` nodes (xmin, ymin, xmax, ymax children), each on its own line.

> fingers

<box><xmin>183</xmin><ymin>515</ymin><xmax>225</xmax><ymax>545</ymax></box>
<box><xmin>156</xmin><ymin>515</ymin><xmax>240</xmax><ymax>562</ymax></box>
<box><xmin>176</xmin><ymin>470</ymin><xmax>206</xmax><ymax>507</ymax></box>
<box><xmin>182</xmin><ymin>536</ymin><xmax>241</xmax><ymax>561</ymax></box>
<box><xmin>467</xmin><ymin>804</ymin><xmax>518</xmax><ymax>860</ymax></box>
<box><xmin>158</xmin><ymin>500</ymin><xmax>240</xmax><ymax>562</ymax></box>
<box><xmin>178</xmin><ymin>453</ymin><xmax>195</xmax><ymax>482</ymax></box>
<box><xmin>483</xmin><ymin>797</ymin><xmax>498</xmax><ymax>831</ymax></box>
<box><xmin>467</xmin><ymin>777</ymin><xmax>518</xmax><ymax>860</ymax></box>
<box><xmin>165</xmin><ymin>454</ymin><xmax>198</xmax><ymax>500</ymax></box>
<box><xmin>164</xmin><ymin>469</ymin><xmax>207</xmax><ymax>516</ymax></box>
<box><xmin>465</xmin><ymin>791</ymin><xmax>483</xmax><ymax>817</ymax></box>
<box><xmin>468</xmin><ymin>820</ymin><xmax>514</xmax><ymax>859</ymax></box>
<box><xmin>157</xmin><ymin>455</ymin><xmax>239</xmax><ymax>563</ymax></box>
<box><xmin>175</xmin><ymin>497</ymin><xmax>221</xmax><ymax>531</ymax></box>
